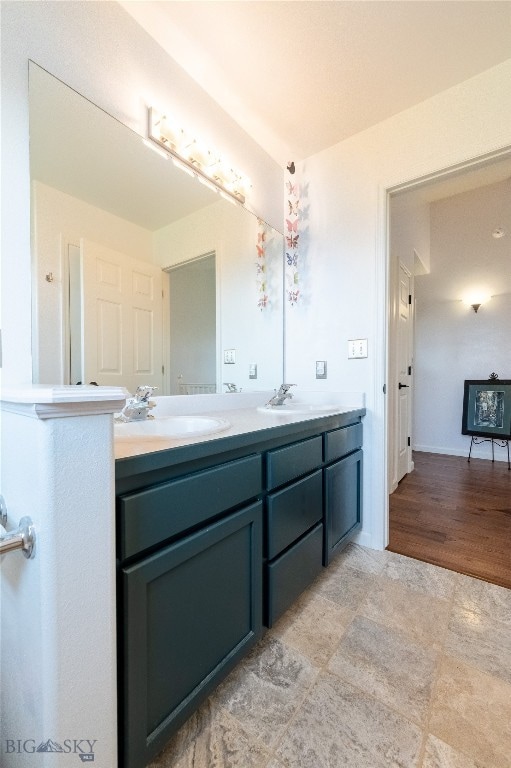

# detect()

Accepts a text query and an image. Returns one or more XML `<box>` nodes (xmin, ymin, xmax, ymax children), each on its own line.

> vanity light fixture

<box><xmin>197</xmin><ymin>175</ymin><xmax>219</xmax><ymax>194</ymax></box>
<box><xmin>147</xmin><ymin>107</ymin><xmax>251</xmax><ymax>205</ymax></box>
<box><xmin>171</xmin><ymin>156</ymin><xmax>196</xmax><ymax>177</ymax></box>
<box><xmin>219</xmin><ymin>190</ymin><xmax>239</xmax><ymax>206</ymax></box>
<box><xmin>142</xmin><ymin>138</ymin><xmax>169</xmax><ymax>160</ymax></box>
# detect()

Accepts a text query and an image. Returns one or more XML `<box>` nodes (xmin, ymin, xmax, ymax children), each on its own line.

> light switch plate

<box><xmin>223</xmin><ymin>349</ymin><xmax>236</xmax><ymax>364</ymax></box>
<box><xmin>315</xmin><ymin>360</ymin><xmax>327</xmax><ymax>379</ymax></box>
<box><xmin>348</xmin><ymin>339</ymin><xmax>368</xmax><ymax>359</ymax></box>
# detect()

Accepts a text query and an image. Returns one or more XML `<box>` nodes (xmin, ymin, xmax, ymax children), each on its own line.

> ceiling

<box><xmin>120</xmin><ymin>0</ymin><xmax>511</xmax><ymax>165</ymax></box>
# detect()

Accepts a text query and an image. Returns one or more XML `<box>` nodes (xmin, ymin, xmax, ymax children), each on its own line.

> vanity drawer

<box><xmin>266</xmin><ymin>470</ymin><xmax>322</xmax><ymax>559</ymax></box>
<box><xmin>266</xmin><ymin>436</ymin><xmax>322</xmax><ymax>490</ymax></box>
<box><xmin>265</xmin><ymin>523</ymin><xmax>323</xmax><ymax>627</ymax></box>
<box><xmin>324</xmin><ymin>423</ymin><xmax>363</xmax><ymax>463</ymax></box>
<box><xmin>119</xmin><ymin>454</ymin><xmax>262</xmax><ymax>561</ymax></box>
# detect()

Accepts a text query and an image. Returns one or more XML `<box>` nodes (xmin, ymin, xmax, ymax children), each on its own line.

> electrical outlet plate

<box><xmin>348</xmin><ymin>339</ymin><xmax>368</xmax><ymax>359</ymax></box>
<box><xmin>249</xmin><ymin>363</ymin><xmax>257</xmax><ymax>379</ymax></box>
<box><xmin>315</xmin><ymin>360</ymin><xmax>327</xmax><ymax>379</ymax></box>
<box><xmin>223</xmin><ymin>349</ymin><xmax>236</xmax><ymax>364</ymax></box>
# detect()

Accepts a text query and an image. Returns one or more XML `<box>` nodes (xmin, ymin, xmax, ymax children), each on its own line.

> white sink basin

<box><xmin>114</xmin><ymin>416</ymin><xmax>231</xmax><ymax>442</ymax></box>
<box><xmin>257</xmin><ymin>403</ymin><xmax>341</xmax><ymax>415</ymax></box>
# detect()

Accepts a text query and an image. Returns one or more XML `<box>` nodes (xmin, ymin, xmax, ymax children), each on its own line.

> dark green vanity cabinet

<box><xmin>115</xmin><ymin>408</ymin><xmax>365</xmax><ymax>768</ymax></box>
<box><xmin>117</xmin><ymin>455</ymin><xmax>263</xmax><ymax>768</ymax></box>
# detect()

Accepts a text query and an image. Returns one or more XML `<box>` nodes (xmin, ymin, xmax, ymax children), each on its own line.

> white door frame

<box><xmin>378</xmin><ymin>145</ymin><xmax>511</xmax><ymax>550</ymax></box>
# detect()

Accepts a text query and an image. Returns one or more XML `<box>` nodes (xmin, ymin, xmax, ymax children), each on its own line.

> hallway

<box><xmin>388</xmin><ymin>451</ymin><xmax>511</xmax><ymax>589</ymax></box>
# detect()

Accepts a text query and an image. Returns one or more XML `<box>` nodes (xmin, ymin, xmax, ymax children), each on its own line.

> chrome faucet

<box><xmin>223</xmin><ymin>382</ymin><xmax>239</xmax><ymax>393</ymax></box>
<box><xmin>115</xmin><ymin>386</ymin><xmax>157</xmax><ymax>422</ymax></box>
<box><xmin>266</xmin><ymin>383</ymin><xmax>296</xmax><ymax>407</ymax></box>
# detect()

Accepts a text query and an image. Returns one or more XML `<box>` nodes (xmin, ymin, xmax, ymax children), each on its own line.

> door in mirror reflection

<box><xmin>70</xmin><ymin>239</ymin><xmax>163</xmax><ymax>392</ymax></box>
<box><xmin>166</xmin><ymin>254</ymin><xmax>217</xmax><ymax>395</ymax></box>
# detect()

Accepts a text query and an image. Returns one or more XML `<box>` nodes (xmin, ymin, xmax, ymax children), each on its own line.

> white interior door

<box><xmin>397</xmin><ymin>263</ymin><xmax>413</xmax><ymax>482</ymax></box>
<box><xmin>81</xmin><ymin>239</ymin><xmax>163</xmax><ymax>393</ymax></box>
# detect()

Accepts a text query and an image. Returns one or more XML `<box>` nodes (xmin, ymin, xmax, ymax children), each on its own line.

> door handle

<box><xmin>0</xmin><ymin>495</ymin><xmax>36</xmax><ymax>559</ymax></box>
<box><xmin>398</xmin><ymin>383</ymin><xmax>409</xmax><ymax>389</ymax></box>
<box><xmin>0</xmin><ymin>517</ymin><xmax>36</xmax><ymax>559</ymax></box>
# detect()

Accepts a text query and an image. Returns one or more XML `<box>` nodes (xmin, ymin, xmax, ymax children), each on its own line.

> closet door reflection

<box><xmin>166</xmin><ymin>253</ymin><xmax>217</xmax><ymax>395</ymax></box>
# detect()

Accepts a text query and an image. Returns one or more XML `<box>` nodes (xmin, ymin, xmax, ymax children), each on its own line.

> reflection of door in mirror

<box><xmin>69</xmin><ymin>239</ymin><xmax>163</xmax><ymax>392</ymax></box>
<box><xmin>165</xmin><ymin>254</ymin><xmax>216</xmax><ymax>395</ymax></box>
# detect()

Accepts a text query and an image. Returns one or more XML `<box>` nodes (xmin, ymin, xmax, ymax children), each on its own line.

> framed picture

<box><xmin>462</xmin><ymin>380</ymin><xmax>511</xmax><ymax>440</ymax></box>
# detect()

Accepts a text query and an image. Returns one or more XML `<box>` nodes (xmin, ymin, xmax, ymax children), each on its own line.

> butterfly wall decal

<box><xmin>286</xmin><ymin>234</ymin><xmax>299</xmax><ymax>249</ymax></box>
<box><xmin>286</xmin><ymin>252</ymin><xmax>297</xmax><ymax>267</ymax></box>
<box><xmin>286</xmin><ymin>181</ymin><xmax>298</xmax><ymax>196</ymax></box>
<box><xmin>288</xmin><ymin>200</ymin><xmax>300</xmax><ymax>216</ymax></box>
<box><xmin>256</xmin><ymin>220</ymin><xmax>270</xmax><ymax>309</ymax></box>
<box><xmin>288</xmin><ymin>290</ymin><xmax>300</xmax><ymax>305</ymax></box>
<box><xmin>286</xmin><ymin>219</ymin><xmax>298</xmax><ymax>233</ymax></box>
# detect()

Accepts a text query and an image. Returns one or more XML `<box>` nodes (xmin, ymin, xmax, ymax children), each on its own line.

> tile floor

<box><xmin>149</xmin><ymin>544</ymin><xmax>511</xmax><ymax>768</ymax></box>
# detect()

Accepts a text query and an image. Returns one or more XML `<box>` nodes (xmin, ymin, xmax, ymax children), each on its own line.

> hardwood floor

<box><xmin>388</xmin><ymin>451</ymin><xmax>511</xmax><ymax>589</ymax></box>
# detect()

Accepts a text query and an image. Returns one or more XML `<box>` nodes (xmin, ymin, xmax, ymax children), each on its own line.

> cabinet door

<box><xmin>324</xmin><ymin>449</ymin><xmax>363</xmax><ymax>565</ymax></box>
<box><xmin>121</xmin><ymin>502</ymin><xmax>262</xmax><ymax>768</ymax></box>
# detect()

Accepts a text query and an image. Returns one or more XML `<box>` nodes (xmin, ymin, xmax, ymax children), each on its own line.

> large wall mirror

<box><xmin>29</xmin><ymin>62</ymin><xmax>284</xmax><ymax>395</ymax></box>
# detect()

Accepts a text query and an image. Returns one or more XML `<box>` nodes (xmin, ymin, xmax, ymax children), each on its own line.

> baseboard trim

<box><xmin>354</xmin><ymin>529</ymin><xmax>375</xmax><ymax>549</ymax></box>
<box><xmin>413</xmin><ymin>444</ymin><xmax>509</xmax><ymax>463</ymax></box>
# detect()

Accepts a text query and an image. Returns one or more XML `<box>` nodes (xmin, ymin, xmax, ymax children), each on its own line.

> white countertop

<box><xmin>114</xmin><ymin>391</ymin><xmax>365</xmax><ymax>460</ymax></box>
